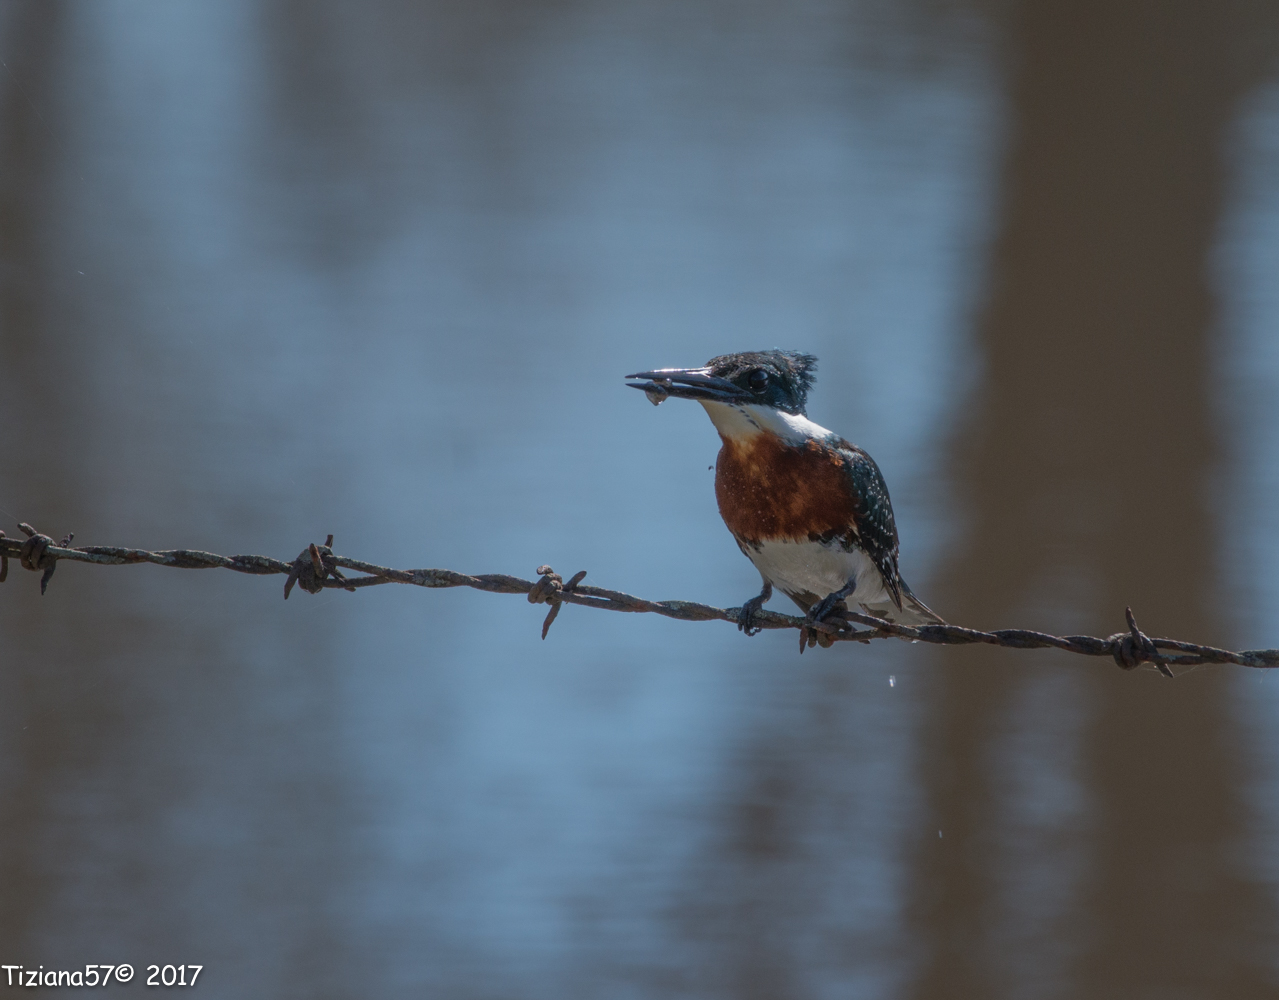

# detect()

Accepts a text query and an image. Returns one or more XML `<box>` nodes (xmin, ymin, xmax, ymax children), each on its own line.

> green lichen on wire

<box><xmin>3</xmin><ymin>522</ymin><xmax>1277</xmax><ymax>674</ymax></box>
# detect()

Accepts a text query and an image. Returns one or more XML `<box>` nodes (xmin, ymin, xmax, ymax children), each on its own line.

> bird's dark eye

<box><xmin>748</xmin><ymin>369</ymin><xmax>769</xmax><ymax>391</ymax></box>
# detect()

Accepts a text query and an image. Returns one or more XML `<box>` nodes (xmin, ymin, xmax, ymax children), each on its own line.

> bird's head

<box><xmin>626</xmin><ymin>350</ymin><xmax>818</xmax><ymax>416</ymax></box>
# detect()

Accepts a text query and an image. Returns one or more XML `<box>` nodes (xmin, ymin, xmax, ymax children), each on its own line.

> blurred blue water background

<box><xmin>1224</xmin><ymin>76</ymin><xmax>1279</xmax><ymax>918</ymax></box>
<box><xmin>1</xmin><ymin>2</ymin><xmax>1277</xmax><ymax>997</ymax></box>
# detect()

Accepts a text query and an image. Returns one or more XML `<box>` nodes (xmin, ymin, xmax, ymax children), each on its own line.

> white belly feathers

<box><xmin>742</xmin><ymin>536</ymin><xmax>891</xmax><ymax>609</ymax></box>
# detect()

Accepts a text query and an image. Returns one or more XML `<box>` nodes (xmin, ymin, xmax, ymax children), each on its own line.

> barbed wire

<box><xmin>3</xmin><ymin>522</ymin><xmax>1277</xmax><ymax>675</ymax></box>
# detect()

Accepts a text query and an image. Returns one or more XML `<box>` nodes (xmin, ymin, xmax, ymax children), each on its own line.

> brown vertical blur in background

<box><xmin>911</xmin><ymin>0</ymin><xmax>1279</xmax><ymax>997</ymax></box>
<box><xmin>0</xmin><ymin>0</ymin><xmax>77</xmax><ymax>954</ymax></box>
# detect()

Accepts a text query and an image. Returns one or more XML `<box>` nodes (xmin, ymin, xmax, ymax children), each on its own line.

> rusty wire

<box><xmin>3</xmin><ymin>522</ymin><xmax>1277</xmax><ymax>674</ymax></box>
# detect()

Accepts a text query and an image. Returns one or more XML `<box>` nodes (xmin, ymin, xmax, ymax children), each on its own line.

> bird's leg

<box><xmin>738</xmin><ymin>579</ymin><xmax>773</xmax><ymax>637</ymax></box>
<box><xmin>801</xmin><ymin>579</ymin><xmax>857</xmax><ymax>650</ymax></box>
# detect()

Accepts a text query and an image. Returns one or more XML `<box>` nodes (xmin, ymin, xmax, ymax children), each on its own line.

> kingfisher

<box><xmin>626</xmin><ymin>350</ymin><xmax>943</xmax><ymax>649</ymax></box>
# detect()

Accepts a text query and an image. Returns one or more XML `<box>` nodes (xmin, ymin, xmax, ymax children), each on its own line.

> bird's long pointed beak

<box><xmin>625</xmin><ymin>367</ymin><xmax>752</xmax><ymax>405</ymax></box>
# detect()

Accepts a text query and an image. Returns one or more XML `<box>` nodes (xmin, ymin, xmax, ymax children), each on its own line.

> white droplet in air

<box><xmin>889</xmin><ymin>675</ymin><xmax>895</xmax><ymax>687</ymax></box>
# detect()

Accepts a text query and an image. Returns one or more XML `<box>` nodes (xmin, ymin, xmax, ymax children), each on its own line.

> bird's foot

<box><xmin>808</xmin><ymin>592</ymin><xmax>848</xmax><ymax>626</ymax></box>
<box><xmin>799</xmin><ymin>585</ymin><xmax>856</xmax><ymax>652</ymax></box>
<box><xmin>798</xmin><ymin>620</ymin><xmax>842</xmax><ymax>653</ymax></box>
<box><xmin>737</xmin><ymin>582</ymin><xmax>773</xmax><ymax>636</ymax></box>
<box><xmin>738</xmin><ymin>596</ymin><xmax>769</xmax><ymax>636</ymax></box>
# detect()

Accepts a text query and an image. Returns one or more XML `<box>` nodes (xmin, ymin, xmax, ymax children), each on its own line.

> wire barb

<box><xmin>14</xmin><ymin>522</ymin><xmax>67</xmax><ymax>595</ymax></box>
<box><xmin>284</xmin><ymin>534</ymin><xmax>356</xmax><ymax>599</ymax></box>
<box><xmin>528</xmin><ymin>566</ymin><xmax>588</xmax><ymax>639</ymax></box>
<box><xmin>1</xmin><ymin>522</ymin><xmax>1277</xmax><ymax>672</ymax></box>
<box><xmin>1109</xmin><ymin>606</ymin><xmax>1175</xmax><ymax>678</ymax></box>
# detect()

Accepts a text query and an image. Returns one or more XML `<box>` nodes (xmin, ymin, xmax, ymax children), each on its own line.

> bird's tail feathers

<box><xmin>863</xmin><ymin>580</ymin><xmax>944</xmax><ymax>626</ymax></box>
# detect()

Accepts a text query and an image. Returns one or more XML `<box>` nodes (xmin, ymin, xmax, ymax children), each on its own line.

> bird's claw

<box><xmin>738</xmin><ymin>596</ymin><xmax>769</xmax><ymax>636</ymax></box>
<box><xmin>808</xmin><ymin>593</ymin><xmax>844</xmax><ymax>625</ymax></box>
<box><xmin>737</xmin><ymin>581</ymin><xmax>773</xmax><ymax>638</ymax></box>
<box><xmin>799</xmin><ymin>596</ymin><xmax>848</xmax><ymax>652</ymax></box>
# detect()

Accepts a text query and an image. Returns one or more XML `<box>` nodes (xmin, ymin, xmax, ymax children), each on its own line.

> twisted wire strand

<box><xmin>3</xmin><ymin>525</ymin><xmax>1277</xmax><ymax>672</ymax></box>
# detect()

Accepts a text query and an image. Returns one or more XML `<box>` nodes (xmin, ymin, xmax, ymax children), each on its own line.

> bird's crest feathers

<box><xmin>704</xmin><ymin>350</ymin><xmax>818</xmax><ymax>415</ymax></box>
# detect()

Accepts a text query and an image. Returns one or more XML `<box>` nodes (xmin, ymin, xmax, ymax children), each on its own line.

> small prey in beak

<box><xmin>625</xmin><ymin>367</ymin><xmax>754</xmax><ymax>406</ymax></box>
